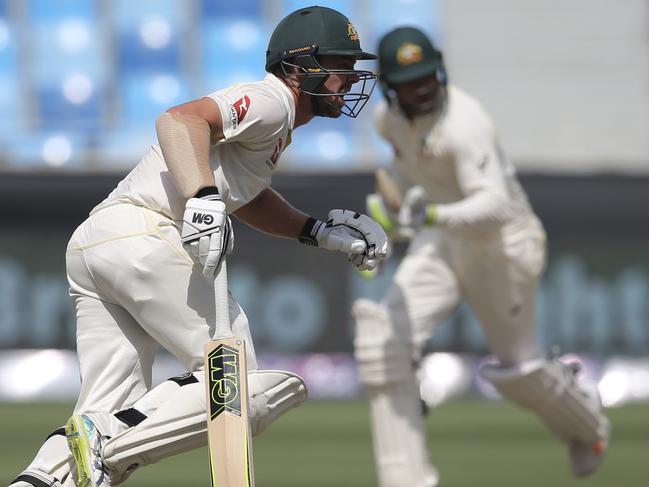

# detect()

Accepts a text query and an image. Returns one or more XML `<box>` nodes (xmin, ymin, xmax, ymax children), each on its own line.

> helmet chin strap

<box><xmin>303</xmin><ymin>78</ymin><xmax>338</xmax><ymax>117</ymax></box>
<box><xmin>311</xmin><ymin>96</ymin><xmax>329</xmax><ymax>117</ymax></box>
<box><xmin>311</xmin><ymin>95</ymin><xmax>342</xmax><ymax>118</ymax></box>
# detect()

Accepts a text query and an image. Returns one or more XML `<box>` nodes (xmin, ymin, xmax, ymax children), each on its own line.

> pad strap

<box><xmin>114</xmin><ymin>408</ymin><xmax>148</xmax><ymax>428</ymax></box>
<box><xmin>45</xmin><ymin>427</ymin><xmax>65</xmax><ymax>441</ymax></box>
<box><xmin>12</xmin><ymin>473</ymin><xmax>61</xmax><ymax>487</ymax></box>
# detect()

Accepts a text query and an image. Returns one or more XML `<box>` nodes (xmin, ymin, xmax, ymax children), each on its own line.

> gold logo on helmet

<box><xmin>347</xmin><ymin>22</ymin><xmax>359</xmax><ymax>41</ymax></box>
<box><xmin>396</xmin><ymin>43</ymin><xmax>423</xmax><ymax>65</ymax></box>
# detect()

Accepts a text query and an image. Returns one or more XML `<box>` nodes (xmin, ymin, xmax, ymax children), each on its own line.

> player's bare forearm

<box><xmin>156</xmin><ymin>97</ymin><xmax>226</xmax><ymax>199</ymax></box>
<box><xmin>233</xmin><ymin>188</ymin><xmax>309</xmax><ymax>240</ymax></box>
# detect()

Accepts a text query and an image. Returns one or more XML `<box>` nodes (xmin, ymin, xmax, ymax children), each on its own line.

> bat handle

<box><xmin>213</xmin><ymin>260</ymin><xmax>232</xmax><ymax>338</ymax></box>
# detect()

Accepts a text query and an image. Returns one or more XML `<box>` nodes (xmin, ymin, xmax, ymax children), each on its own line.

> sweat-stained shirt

<box><xmin>93</xmin><ymin>73</ymin><xmax>295</xmax><ymax>220</ymax></box>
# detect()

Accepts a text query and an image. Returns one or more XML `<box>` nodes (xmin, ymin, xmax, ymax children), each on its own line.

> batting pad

<box><xmin>353</xmin><ymin>299</ymin><xmax>411</xmax><ymax>386</ymax></box>
<box><xmin>247</xmin><ymin>369</ymin><xmax>307</xmax><ymax>437</ymax></box>
<box><xmin>103</xmin><ymin>370</ymin><xmax>306</xmax><ymax>484</ymax></box>
<box><xmin>480</xmin><ymin>359</ymin><xmax>610</xmax><ymax>445</ymax></box>
<box><xmin>9</xmin><ymin>430</ymin><xmax>71</xmax><ymax>487</ymax></box>
<box><xmin>353</xmin><ymin>299</ymin><xmax>438</xmax><ymax>487</ymax></box>
<box><xmin>9</xmin><ymin>469</ymin><xmax>65</xmax><ymax>487</ymax></box>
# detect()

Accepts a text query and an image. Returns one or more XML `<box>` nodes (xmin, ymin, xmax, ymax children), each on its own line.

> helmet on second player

<box><xmin>377</xmin><ymin>26</ymin><xmax>447</xmax><ymax>117</ymax></box>
<box><xmin>265</xmin><ymin>5</ymin><xmax>377</xmax><ymax>118</ymax></box>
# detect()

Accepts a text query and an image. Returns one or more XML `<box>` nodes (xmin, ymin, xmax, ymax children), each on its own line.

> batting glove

<box><xmin>398</xmin><ymin>186</ymin><xmax>437</xmax><ymax>230</ymax></box>
<box><xmin>181</xmin><ymin>188</ymin><xmax>233</xmax><ymax>277</ymax></box>
<box><xmin>299</xmin><ymin>209</ymin><xmax>390</xmax><ymax>271</ymax></box>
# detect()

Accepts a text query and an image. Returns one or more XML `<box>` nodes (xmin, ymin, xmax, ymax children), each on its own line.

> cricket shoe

<box><xmin>66</xmin><ymin>414</ymin><xmax>110</xmax><ymax>487</ymax></box>
<box><xmin>565</xmin><ymin>362</ymin><xmax>611</xmax><ymax>477</ymax></box>
<box><xmin>570</xmin><ymin>438</ymin><xmax>608</xmax><ymax>477</ymax></box>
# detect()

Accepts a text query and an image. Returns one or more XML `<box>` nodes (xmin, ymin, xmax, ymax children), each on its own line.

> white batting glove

<box><xmin>398</xmin><ymin>185</ymin><xmax>436</xmax><ymax>230</ymax></box>
<box><xmin>299</xmin><ymin>209</ymin><xmax>390</xmax><ymax>271</ymax></box>
<box><xmin>181</xmin><ymin>191</ymin><xmax>233</xmax><ymax>277</ymax></box>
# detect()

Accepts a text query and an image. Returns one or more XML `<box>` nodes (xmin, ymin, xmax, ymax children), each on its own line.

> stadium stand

<box><xmin>0</xmin><ymin>0</ymin><xmax>430</xmax><ymax>169</ymax></box>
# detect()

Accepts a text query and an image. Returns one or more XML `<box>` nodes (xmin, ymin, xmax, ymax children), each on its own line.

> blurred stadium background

<box><xmin>1</xmin><ymin>0</ymin><xmax>648</xmax><ymax>485</ymax></box>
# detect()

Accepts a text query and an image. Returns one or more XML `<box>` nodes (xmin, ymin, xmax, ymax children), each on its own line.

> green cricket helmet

<box><xmin>265</xmin><ymin>5</ymin><xmax>378</xmax><ymax>118</ymax></box>
<box><xmin>378</xmin><ymin>26</ymin><xmax>446</xmax><ymax>85</ymax></box>
<box><xmin>377</xmin><ymin>26</ymin><xmax>447</xmax><ymax>117</ymax></box>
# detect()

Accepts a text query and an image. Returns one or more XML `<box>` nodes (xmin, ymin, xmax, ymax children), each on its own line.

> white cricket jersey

<box><xmin>375</xmin><ymin>85</ymin><xmax>538</xmax><ymax>239</ymax></box>
<box><xmin>93</xmin><ymin>74</ymin><xmax>295</xmax><ymax>220</ymax></box>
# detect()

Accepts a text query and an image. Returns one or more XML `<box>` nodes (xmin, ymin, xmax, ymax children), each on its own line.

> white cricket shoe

<box><xmin>567</xmin><ymin>367</ymin><xmax>611</xmax><ymax>477</ymax></box>
<box><xmin>65</xmin><ymin>415</ymin><xmax>110</xmax><ymax>487</ymax></box>
<box><xmin>570</xmin><ymin>437</ymin><xmax>608</xmax><ymax>477</ymax></box>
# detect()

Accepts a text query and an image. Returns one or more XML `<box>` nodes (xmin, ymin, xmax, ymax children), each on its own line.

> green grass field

<box><xmin>1</xmin><ymin>400</ymin><xmax>647</xmax><ymax>486</ymax></box>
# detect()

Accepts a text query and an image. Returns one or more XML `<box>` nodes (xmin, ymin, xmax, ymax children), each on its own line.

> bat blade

<box><xmin>205</xmin><ymin>337</ymin><xmax>255</xmax><ymax>487</ymax></box>
<box><xmin>375</xmin><ymin>168</ymin><xmax>403</xmax><ymax>210</ymax></box>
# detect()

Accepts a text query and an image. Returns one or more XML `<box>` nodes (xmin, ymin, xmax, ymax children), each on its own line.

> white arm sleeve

<box><xmin>156</xmin><ymin>112</ymin><xmax>215</xmax><ymax>200</ymax></box>
<box><xmin>435</xmin><ymin>130</ymin><xmax>516</xmax><ymax>231</ymax></box>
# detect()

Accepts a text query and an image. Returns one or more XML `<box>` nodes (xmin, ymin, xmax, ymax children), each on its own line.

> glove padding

<box><xmin>181</xmin><ymin>195</ymin><xmax>234</xmax><ymax>277</ymax></box>
<box><xmin>318</xmin><ymin>209</ymin><xmax>390</xmax><ymax>271</ymax></box>
<box><xmin>398</xmin><ymin>185</ymin><xmax>435</xmax><ymax>230</ymax></box>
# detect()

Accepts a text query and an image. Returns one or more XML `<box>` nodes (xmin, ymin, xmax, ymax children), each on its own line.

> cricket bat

<box><xmin>375</xmin><ymin>167</ymin><xmax>403</xmax><ymax>211</ymax></box>
<box><xmin>205</xmin><ymin>260</ymin><xmax>255</xmax><ymax>486</ymax></box>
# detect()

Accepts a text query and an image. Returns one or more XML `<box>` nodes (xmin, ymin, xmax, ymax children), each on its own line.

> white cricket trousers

<box><xmin>384</xmin><ymin>219</ymin><xmax>547</xmax><ymax>366</ymax></box>
<box><xmin>65</xmin><ymin>202</ymin><xmax>257</xmax><ymax>415</ymax></box>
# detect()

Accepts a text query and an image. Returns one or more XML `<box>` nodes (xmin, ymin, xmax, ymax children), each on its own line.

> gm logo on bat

<box><xmin>207</xmin><ymin>344</ymin><xmax>242</xmax><ymax>420</ymax></box>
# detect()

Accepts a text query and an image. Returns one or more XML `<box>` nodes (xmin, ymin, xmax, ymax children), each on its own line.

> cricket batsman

<box><xmin>352</xmin><ymin>26</ymin><xmax>610</xmax><ymax>487</ymax></box>
<box><xmin>9</xmin><ymin>6</ymin><xmax>388</xmax><ymax>486</ymax></box>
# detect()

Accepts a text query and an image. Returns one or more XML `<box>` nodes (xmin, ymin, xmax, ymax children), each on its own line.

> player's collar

<box><xmin>266</xmin><ymin>73</ymin><xmax>296</xmax><ymax>129</ymax></box>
